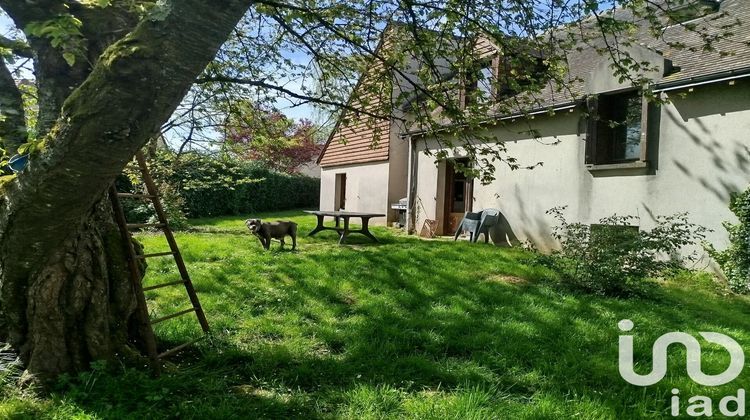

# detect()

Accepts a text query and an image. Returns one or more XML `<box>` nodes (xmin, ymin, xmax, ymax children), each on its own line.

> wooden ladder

<box><xmin>108</xmin><ymin>151</ymin><xmax>209</xmax><ymax>372</ymax></box>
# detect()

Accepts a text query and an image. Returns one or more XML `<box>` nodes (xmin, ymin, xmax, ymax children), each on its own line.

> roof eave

<box><xmin>653</xmin><ymin>65</ymin><xmax>750</xmax><ymax>92</ymax></box>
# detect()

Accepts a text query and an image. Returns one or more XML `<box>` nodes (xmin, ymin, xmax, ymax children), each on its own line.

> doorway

<box><xmin>334</xmin><ymin>173</ymin><xmax>347</xmax><ymax>210</ymax></box>
<box><xmin>443</xmin><ymin>159</ymin><xmax>473</xmax><ymax>234</ymax></box>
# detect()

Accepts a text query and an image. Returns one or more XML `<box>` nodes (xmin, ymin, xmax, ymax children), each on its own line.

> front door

<box><xmin>443</xmin><ymin>159</ymin><xmax>473</xmax><ymax>235</ymax></box>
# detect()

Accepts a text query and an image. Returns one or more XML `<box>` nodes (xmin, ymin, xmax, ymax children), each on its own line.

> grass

<box><xmin>3</xmin><ymin>210</ymin><xmax>750</xmax><ymax>419</ymax></box>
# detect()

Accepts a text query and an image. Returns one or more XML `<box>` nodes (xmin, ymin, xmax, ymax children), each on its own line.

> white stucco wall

<box><xmin>319</xmin><ymin>161</ymin><xmax>391</xmax><ymax>225</ymax></box>
<box><xmin>413</xmin><ymin>81</ymin><xmax>750</xmax><ymax>262</ymax></box>
<box><xmin>315</xmin><ymin>123</ymin><xmax>409</xmax><ymax>226</ymax></box>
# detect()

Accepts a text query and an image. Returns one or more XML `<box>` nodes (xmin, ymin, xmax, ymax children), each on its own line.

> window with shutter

<box><xmin>585</xmin><ymin>90</ymin><xmax>653</xmax><ymax>169</ymax></box>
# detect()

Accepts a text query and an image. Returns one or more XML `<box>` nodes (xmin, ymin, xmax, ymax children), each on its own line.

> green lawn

<box><xmin>4</xmin><ymin>210</ymin><xmax>750</xmax><ymax>419</ymax></box>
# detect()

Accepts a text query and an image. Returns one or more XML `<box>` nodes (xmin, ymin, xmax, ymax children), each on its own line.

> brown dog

<box><xmin>245</xmin><ymin>219</ymin><xmax>297</xmax><ymax>250</ymax></box>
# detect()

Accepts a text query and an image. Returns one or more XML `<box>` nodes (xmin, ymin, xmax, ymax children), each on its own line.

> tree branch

<box><xmin>195</xmin><ymin>75</ymin><xmax>394</xmax><ymax>121</ymax></box>
<box><xmin>0</xmin><ymin>1</ymin><xmax>141</xmax><ymax>137</ymax></box>
<box><xmin>0</xmin><ymin>1</ymin><xmax>66</xmax><ymax>30</ymax></box>
<box><xmin>0</xmin><ymin>58</ymin><xmax>27</xmax><ymax>154</ymax></box>
<box><xmin>0</xmin><ymin>35</ymin><xmax>32</xmax><ymax>58</ymax></box>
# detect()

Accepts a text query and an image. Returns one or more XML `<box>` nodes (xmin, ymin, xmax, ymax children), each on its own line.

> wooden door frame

<box><xmin>443</xmin><ymin>158</ymin><xmax>474</xmax><ymax>233</ymax></box>
<box><xmin>443</xmin><ymin>162</ymin><xmax>455</xmax><ymax>233</ymax></box>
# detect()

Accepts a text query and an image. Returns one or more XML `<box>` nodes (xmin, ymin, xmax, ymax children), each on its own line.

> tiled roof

<box><xmin>408</xmin><ymin>0</ymin><xmax>750</xmax><ymax>133</ymax></box>
<box><xmin>658</xmin><ymin>0</ymin><xmax>750</xmax><ymax>81</ymax></box>
<box><xmin>520</xmin><ymin>0</ymin><xmax>750</xmax><ymax>107</ymax></box>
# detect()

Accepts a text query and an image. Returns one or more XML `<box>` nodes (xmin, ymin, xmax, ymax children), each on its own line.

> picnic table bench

<box><xmin>304</xmin><ymin>210</ymin><xmax>385</xmax><ymax>244</ymax></box>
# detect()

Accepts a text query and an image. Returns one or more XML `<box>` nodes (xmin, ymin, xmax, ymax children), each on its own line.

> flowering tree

<box><xmin>225</xmin><ymin>105</ymin><xmax>323</xmax><ymax>174</ymax></box>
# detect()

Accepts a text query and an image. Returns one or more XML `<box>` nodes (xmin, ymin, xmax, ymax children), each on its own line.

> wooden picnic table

<box><xmin>304</xmin><ymin>210</ymin><xmax>385</xmax><ymax>244</ymax></box>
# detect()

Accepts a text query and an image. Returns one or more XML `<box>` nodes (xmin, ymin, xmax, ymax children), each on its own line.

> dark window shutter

<box><xmin>639</xmin><ymin>95</ymin><xmax>651</xmax><ymax>162</ymax></box>
<box><xmin>585</xmin><ymin>95</ymin><xmax>599</xmax><ymax>165</ymax></box>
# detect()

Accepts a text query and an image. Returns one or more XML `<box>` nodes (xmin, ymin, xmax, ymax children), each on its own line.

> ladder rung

<box><xmin>136</xmin><ymin>251</ymin><xmax>175</xmax><ymax>259</ymax></box>
<box><xmin>127</xmin><ymin>223</ymin><xmax>166</xmax><ymax>230</ymax></box>
<box><xmin>157</xmin><ymin>336</ymin><xmax>203</xmax><ymax>359</ymax></box>
<box><xmin>151</xmin><ymin>308</ymin><xmax>196</xmax><ymax>325</ymax></box>
<box><xmin>117</xmin><ymin>193</ymin><xmax>158</xmax><ymax>199</ymax></box>
<box><xmin>143</xmin><ymin>279</ymin><xmax>187</xmax><ymax>292</ymax></box>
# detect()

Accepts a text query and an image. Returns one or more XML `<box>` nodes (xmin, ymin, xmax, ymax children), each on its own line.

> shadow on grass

<box><xmin>51</xmin><ymin>215</ymin><xmax>750</xmax><ymax>419</ymax></box>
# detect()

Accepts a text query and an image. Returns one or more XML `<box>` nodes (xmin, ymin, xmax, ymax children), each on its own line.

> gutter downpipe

<box><xmin>405</xmin><ymin>134</ymin><xmax>417</xmax><ymax>234</ymax></box>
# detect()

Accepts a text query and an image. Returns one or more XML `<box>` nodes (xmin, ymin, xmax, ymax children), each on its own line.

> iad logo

<box><xmin>618</xmin><ymin>319</ymin><xmax>746</xmax><ymax>417</ymax></box>
<box><xmin>618</xmin><ymin>319</ymin><xmax>744</xmax><ymax>386</ymax></box>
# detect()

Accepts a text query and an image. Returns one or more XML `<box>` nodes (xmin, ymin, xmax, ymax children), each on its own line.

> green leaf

<box><xmin>93</xmin><ymin>0</ymin><xmax>110</xmax><ymax>6</ymax></box>
<box><xmin>0</xmin><ymin>174</ymin><xmax>17</xmax><ymax>184</ymax></box>
<box><xmin>24</xmin><ymin>15</ymin><xmax>85</xmax><ymax>67</ymax></box>
<box><xmin>147</xmin><ymin>0</ymin><xmax>171</xmax><ymax>21</ymax></box>
<box><xmin>62</xmin><ymin>51</ymin><xmax>76</xmax><ymax>66</ymax></box>
<box><xmin>76</xmin><ymin>0</ymin><xmax>111</xmax><ymax>7</ymax></box>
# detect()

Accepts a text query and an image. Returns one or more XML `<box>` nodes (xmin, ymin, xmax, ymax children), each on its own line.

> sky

<box><xmin>0</xmin><ymin>12</ymin><xmax>318</xmax><ymax>123</ymax></box>
<box><xmin>0</xmin><ymin>13</ymin><xmax>12</xmax><ymax>30</ymax></box>
<box><xmin>270</xmin><ymin>49</ymin><xmax>319</xmax><ymax>122</ymax></box>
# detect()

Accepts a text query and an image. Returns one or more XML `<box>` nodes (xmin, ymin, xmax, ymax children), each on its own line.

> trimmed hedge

<box><xmin>122</xmin><ymin>151</ymin><xmax>319</xmax><ymax>220</ymax></box>
<box><xmin>180</xmin><ymin>165</ymin><xmax>320</xmax><ymax>217</ymax></box>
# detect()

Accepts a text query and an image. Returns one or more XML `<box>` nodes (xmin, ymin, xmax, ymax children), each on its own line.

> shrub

<box><xmin>542</xmin><ymin>206</ymin><xmax>708</xmax><ymax>297</ymax></box>
<box><xmin>169</xmin><ymin>153</ymin><xmax>319</xmax><ymax>217</ymax></box>
<box><xmin>116</xmin><ymin>159</ymin><xmax>190</xmax><ymax>230</ymax></box>
<box><xmin>120</xmin><ymin>151</ymin><xmax>320</xmax><ymax>222</ymax></box>
<box><xmin>707</xmin><ymin>186</ymin><xmax>750</xmax><ymax>293</ymax></box>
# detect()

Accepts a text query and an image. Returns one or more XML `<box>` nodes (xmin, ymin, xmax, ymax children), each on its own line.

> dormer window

<box><xmin>476</xmin><ymin>65</ymin><xmax>495</xmax><ymax>100</ymax></box>
<box><xmin>460</xmin><ymin>58</ymin><xmax>496</xmax><ymax>107</ymax></box>
<box><xmin>464</xmin><ymin>54</ymin><xmax>548</xmax><ymax>107</ymax></box>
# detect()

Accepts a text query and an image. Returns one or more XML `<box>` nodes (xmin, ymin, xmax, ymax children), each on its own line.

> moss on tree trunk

<box><xmin>0</xmin><ymin>0</ymin><xmax>252</xmax><ymax>384</ymax></box>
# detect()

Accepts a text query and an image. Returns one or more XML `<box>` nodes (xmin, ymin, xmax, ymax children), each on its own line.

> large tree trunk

<box><xmin>0</xmin><ymin>0</ymin><xmax>252</xmax><ymax>383</ymax></box>
<box><xmin>19</xmin><ymin>200</ymin><xmax>142</xmax><ymax>378</ymax></box>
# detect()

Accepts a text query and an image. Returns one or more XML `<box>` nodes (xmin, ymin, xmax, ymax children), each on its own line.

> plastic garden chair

<box><xmin>453</xmin><ymin>208</ymin><xmax>501</xmax><ymax>243</ymax></box>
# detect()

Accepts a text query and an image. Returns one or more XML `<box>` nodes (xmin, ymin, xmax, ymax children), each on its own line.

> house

<box><xmin>316</xmin><ymin>24</ymin><xmax>454</xmax><ymax>225</ymax></box>
<box><xmin>316</xmin><ymin>99</ymin><xmax>408</xmax><ymax>225</ymax></box>
<box><xmin>317</xmin><ymin>0</ymin><xmax>750</xmax><ymax>262</ymax></box>
<box><xmin>316</xmin><ymin>28</ymin><xmax>412</xmax><ymax>225</ymax></box>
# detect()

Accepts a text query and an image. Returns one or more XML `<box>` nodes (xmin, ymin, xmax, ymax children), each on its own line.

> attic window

<box><xmin>465</xmin><ymin>55</ymin><xmax>548</xmax><ymax>105</ymax></box>
<box><xmin>462</xmin><ymin>59</ymin><xmax>496</xmax><ymax>106</ymax></box>
<box><xmin>476</xmin><ymin>65</ymin><xmax>494</xmax><ymax>100</ymax></box>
